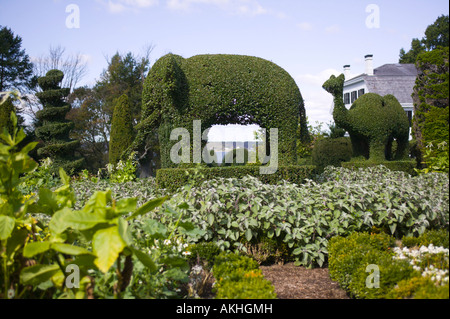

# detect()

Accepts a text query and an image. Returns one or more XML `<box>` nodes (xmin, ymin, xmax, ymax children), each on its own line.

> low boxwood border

<box><xmin>341</xmin><ymin>160</ymin><xmax>417</xmax><ymax>176</ymax></box>
<box><xmin>156</xmin><ymin>165</ymin><xmax>317</xmax><ymax>192</ymax></box>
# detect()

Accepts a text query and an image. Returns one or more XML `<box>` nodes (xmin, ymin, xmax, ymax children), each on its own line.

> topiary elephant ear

<box><xmin>38</xmin><ymin>69</ymin><xmax>64</xmax><ymax>91</ymax></box>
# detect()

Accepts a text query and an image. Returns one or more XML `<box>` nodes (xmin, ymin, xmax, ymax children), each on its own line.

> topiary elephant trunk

<box><xmin>322</xmin><ymin>74</ymin><xmax>410</xmax><ymax>161</ymax></box>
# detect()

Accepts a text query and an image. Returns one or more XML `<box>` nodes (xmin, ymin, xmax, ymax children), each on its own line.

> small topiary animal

<box><xmin>322</xmin><ymin>74</ymin><xmax>410</xmax><ymax>161</ymax></box>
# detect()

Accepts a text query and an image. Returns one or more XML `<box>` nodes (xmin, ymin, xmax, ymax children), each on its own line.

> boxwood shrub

<box><xmin>155</xmin><ymin>165</ymin><xmax>317</xmax><ymax>192</ymax></box>
<box><xmin>328</xmin><ymin>230</ymin><xmax>449</xmax><ymax>299</ymax></box>
<box><xmin>213</xmin><ymin>252</ymin><xmax>277</xmax><ymax>299</ymax></box>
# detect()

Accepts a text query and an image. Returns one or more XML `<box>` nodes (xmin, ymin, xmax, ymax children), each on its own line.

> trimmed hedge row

<box><xmin>155</xmin><ymin>165</ymin><xmax>317</xmax><ymax>192</ymax></box>
<box><xmin>341</xmin><ymin>160</ymin><xmax>417</xmax><ymax>176</ymax></box>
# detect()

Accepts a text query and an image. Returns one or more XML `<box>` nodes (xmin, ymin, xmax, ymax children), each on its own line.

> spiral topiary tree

<box><xmin>35</xmin><ymin>69</ymin><xmax>83</xmax><ymax>173</ymax></box>
<box><xmin>109</xmin><ymin>94</ymin><xmax>135</xmax><ymax>165</ymax></box>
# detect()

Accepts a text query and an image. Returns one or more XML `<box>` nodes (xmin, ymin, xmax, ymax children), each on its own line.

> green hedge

<box><xmin>341</xmin><ymin>160</ymin><xmax>417</xmax><ymax>175</ymax></box>
<box><xmin>213</xmin><ymin>252</ymin><xmax>277</xmax><ymax>299</ymax></box>
<box><xmin>155</xmin><ymin>165</ymin><xmax>317</xmax><ymax>192</ymax></box>
<box><xmin>312</xmin><ymin>137</ymin><xmax>352</xmax><ymax>172</ymax></box>
<box><xmin>328</xmin><ymin>231</ymin><xmax>449</xmax><ymax>299</ymax></box>
<box><xmin>133</xmin><ymin>53</ymin><xmax>310</xmax><ymax>169</ymax></box>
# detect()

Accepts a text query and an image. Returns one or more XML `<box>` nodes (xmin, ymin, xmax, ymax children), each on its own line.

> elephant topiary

<box><xmin>130</xmin><ymin>53</ymin><xmax>310</xmax><ymax>175</ymax></box>
<box><xmin>322</xmin><ymin>74</ymin><xmax>410</xmax><ymax>161</ymax></box>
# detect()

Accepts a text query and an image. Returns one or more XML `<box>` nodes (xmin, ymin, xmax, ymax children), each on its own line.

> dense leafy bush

<box><xmin>109</xmin><ymin>94</ymin><xmax>135</xmax><ymax>165</ymax></box>
<box><xmin>328</xmin><ymin>231</ymin><xmax>449</xmax><ymax>299</ymax></box>
<box><xmin>132</xmin><ymin>53</ymin><xmax>309</xmax><ymax>169</ymax></box>
<box><xmin>412</xmin><ymin>47</ymin><xmax>449</xmax><ymax>165</ymax></box>
<box><xmin>34</xmin><ymin>69</ymin><xmax>83</xmax><ymax>174</ymax></box>
<box><xmin>312</xmin><ymin>137</ymin><xmax>352</xmax><ymax>171</ymax></box>
<box><xmin>155</xmin><ymin>165</ymin><xmax>317</xmax><ymax>192</ymax></box>
<box><xmin>149</xmin><ymin>165</ymin><xmax>449</xmax><ymax>267</ymax></box>
<box><xmin>341</xmin><ymin>160</ymin><xmax>417</xmax><ymax>175</ymax></box>
<box><xmin>213</xmin><ymin>252</ymin><xmax>277</xmax><ymax>299</ymax></box>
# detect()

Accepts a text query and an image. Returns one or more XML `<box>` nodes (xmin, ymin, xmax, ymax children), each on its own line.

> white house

<box><xmin>342</xmin><ymin>55</ymin><xmax>417</xmax><ymax>126</ymax></box>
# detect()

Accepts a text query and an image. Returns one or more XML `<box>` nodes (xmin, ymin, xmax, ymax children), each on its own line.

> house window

<box><xmin>358</xmin><ymin>89</ymin><xmax>365</xmax><ymax>97</ymax></box>
<box><xmin>406</xmin><ymin>110</ymin><xmax>413</xmax><ymax>127</ymax></box>
<box><xmin>343</xmin><ymin>93</ymin><xmax>350</xmax><ymax>104</ymax></box>
<box><xmin>351</xmin><ymin>91</ymin><xmax>358</xmax><ymax>103</ymax></box>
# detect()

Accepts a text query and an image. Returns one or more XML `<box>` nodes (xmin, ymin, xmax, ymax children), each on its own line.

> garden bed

<box><xmin>260</xmin><ymin>263</ymin><xmax>349</xmax><ymax>299</ymax></box>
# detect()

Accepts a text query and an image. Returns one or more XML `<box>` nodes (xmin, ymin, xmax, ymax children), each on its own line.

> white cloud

<box><xmin>98</xmin><ymin>0</ymin><xmax>159</xmax><ymax>13</ymax></box>
<box><xmin>166</xmin><ymin>0</ymin><xmax>269</xmax><ymax>16</ymax></box>
<box><xmin>297</xmin><ymin>22</ymin><xmax>313</xmax><ymax>31</ymax></box>
<box><xmin>325</xmin><ymin>24</ymin><xmax>341</xmax><ymax>34</ymax></box>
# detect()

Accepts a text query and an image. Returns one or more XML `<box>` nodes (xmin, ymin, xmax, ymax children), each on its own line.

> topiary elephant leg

<box><xmin>369</xmin><ymin>140</ymin><xmax>387</xmax><ymax>161</ymax></box>
<box><xmin>394</xmin><ymin>136</ymin><xmax>409</xmax><ymax>160</ymax></box>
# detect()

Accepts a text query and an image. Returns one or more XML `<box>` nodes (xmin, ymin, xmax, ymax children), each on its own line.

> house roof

<box><xmin>345</xmin><ymin>63</ymin><xmax>418</xmax><ymax>104</ymax></box>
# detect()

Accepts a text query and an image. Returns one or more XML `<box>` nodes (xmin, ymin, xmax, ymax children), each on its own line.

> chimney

<box><xmin>365</xmin><ymin>54</ymin><xmax>374</xmax><ymax>76</ymax></box>
<box><xmin>343</xmin><ymin>65</ymin><xmax>351</xmax><ymax>78</ymax></box>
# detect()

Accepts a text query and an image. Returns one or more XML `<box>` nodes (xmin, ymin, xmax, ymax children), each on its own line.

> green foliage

<box><xmin>323</xmin><ymin>75</ymin><xmax>410</xmax><ymax>162</ymax></box>
<box><xmin>0</xmin><ymin>26</ymin><xmax>35</xmax><ymax>91</ymax></box>
<box><xmin>151</xmin><ymin>165</ymin><xmax>449</xmax><ymax>268</ymax></box>
<box><xmin>133</xmin><ymin>53</ymin><xmax>309</xmax><ymax>169</ymax></box>
<box><xmin>109</xmin><ymin>94</ymin><xmax>135</xmax><ymax>165</ymax></box>
<box><xmin>213</xmin><ymin>252</ymin><xmax>277</xmax><ymax>299</ymax></box>
<box><xmin>35</xmin><ymin>69</ymin><xmax>83</xmax><ymax>174</ymax></box>
<box><xmin>412</xmin><ymin>47</ymin><xmax>449</xmax><ymax>167</ymax></box>
<box><xmin>342</xmin><ymin>160</ymin><xmax>417</xmax><ymax>176</ymax></box>
<box><xmin>400</xmin><ymin>14</ymin><xmax>449</xmax><ymax>63</ymax></box>
<box><xmin>312</xmin><ymin>137</ymin><xmax>352</xmax><ymax>172</ymax></box>
<box><xmin>328</xmin><ymin>230</ymin><xmax>449</xmax><ymax>299</ymax></box>
<box><xmin>401</xmin><ymin>229</ymin><xmax>449</xmax><ymax>249</ymax></box>
<box><xmin>156</xmin><ymin>165</ymin><xmax>317</xmax><ymax>193</ymax></box>
<box><xmin>105</xmin><ymin>151</ymin><xmax>138</xmax><ymax>183</ymax></box>
<box><xmin>415</xmin><ymin>141</ymin><xmax>449</xmax><ymax>174</ymax></box>
<box><xmin>0</xmin><ymin>97</ymin><xmax>15</xmax><ymax>136</ymax></box>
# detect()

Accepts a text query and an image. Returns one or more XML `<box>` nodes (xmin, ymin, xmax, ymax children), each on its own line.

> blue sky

<box><xmin>1</xmin><ymin>0</ymin><xmax>448</xmax><ymax>141</ymax></box>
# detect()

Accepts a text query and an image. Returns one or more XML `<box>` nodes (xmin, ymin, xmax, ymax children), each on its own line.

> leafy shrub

<box><xmin>213</xmin><ymin>252</ymin><xmax>276</xmax><ymax>299</ymax></box>
<box><xmin>341</xmin><ymin>160</ymin><xmax>417</xmax><ymax>176</ymax></box>
<box><xmin>329</xmin><ymin>231</ymin><xmax>449</xmax><ymax>299</ymax></box>
<box><xmin>328</xmin><ymin>232</ymin><xmax>396</xmax><ymax>290</ymax></box>
<box><xmin>109</xmin><ymin>94</ymin><xmax>135</xmax><ymax>165</ymax></box>
<box><xmin>150</xmin><ymin>165</ymin><xmax>449</xmax><ymax>268</ymax></box>
<box><xmin>402</xmin><ymin>229</ymin><xmax>449</xmax><ymax>248</ymax></box>
<box><xmin>312</xmin><ymin>137</ymin><xmax>352</xmax><ymax>172</ymax></box>
<box><xmin>156</xmin><ymin>165</ymin><xmax>317</xmax><ymax>193</ymax></box>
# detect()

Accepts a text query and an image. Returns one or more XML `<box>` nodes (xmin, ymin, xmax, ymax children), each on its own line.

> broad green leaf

<box><xmin>20</xmin><ymin>264</ymin><xmax>61</xmax><ymax>286</ymax></box>
<box><xmin>115</xmin><ymin>198</ymin><xmax>137</xmax><ymax>214</ymax></box>
<box><xmin>92</xmin><ymin>226</ymin><xmax>126</xmax><ymax>273</ymax></box>
<box><xmin>130</xmin><ymin>247</ymin><xmax>156</xmax><ymax>272</ymax></box>
<box><xmin>0</xmin><ymin>215</ymin><xmax>15</xmax><ymax>240</ymax></box>
<box><xmin>59</xmin><ymin>168</ymin><xmax>70</xmax><ymax>185</ymax></box>
<box><xmin>127</xmin><ymin>196</ymin><xmax>169</xmax><ymax>220</ymax></box>
<box><xmin>60</xmin><ymin>209</ymin><xmax>108</xmax><ymax>231</ymax></box>
<box><xmin>118</xmin><ymin>218</ymin><xmax>132</xmax><ymax>246</ymax></box>
<box><xmin>23</xmin><ymin>241</ymin><xmax>51</xmax><ymax>258</ymax></box>
<box><xmin>37</xmin><ymin>188</ymin><xmax>59</xmax><ymax>216</ymax></box>
<box><xmin>51</xmin><ymin>243</ymin><xmax>93</xmax><ymax>256</ymax></box>
<box><xmin>245</xmin><ymin>228</ymin><xmax>252</xmax><ymax>242</ymax></box>
<box><xmin>49</xmin><ymin>207</ymin><xmax>73</xmax><ymax>234</ymax></box>
<box><xmin>82</xmin><ymin>190</ymin><xmax>112</xmax><ymax>218</ymax></box>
